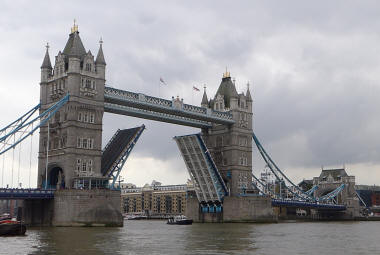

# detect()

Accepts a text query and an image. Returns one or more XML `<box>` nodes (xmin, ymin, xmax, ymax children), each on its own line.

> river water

<box><xmin>1</xmin><ymin>220</ymin><xmax>379</xmax><ymax>255</ymax></box>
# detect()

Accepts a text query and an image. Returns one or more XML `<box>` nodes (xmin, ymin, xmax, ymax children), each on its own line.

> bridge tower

<box><xmin>202</xmin><ymin>71</ymin><xmax>253</xmax><ymax>196</ymax></box>
<box><xmin>38</xmin><ymin>24</ymin><xmax>107</xmax><ymax>189</ymax></box>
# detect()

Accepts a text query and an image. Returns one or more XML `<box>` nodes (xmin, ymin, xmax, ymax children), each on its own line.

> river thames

<box><xmin>1</xmin><ymin>220</ymin><xmax>379</xmax><ymax>255</ymax></box>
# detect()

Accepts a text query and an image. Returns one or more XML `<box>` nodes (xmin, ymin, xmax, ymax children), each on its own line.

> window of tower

<box><xmin>76</xmin><ymin>159</ymin><xmax>81</xmax><ymax>171</ymax></box>
<box><xmin>89</xmin><ymin>113</ymin><xmax>95</xmax><ymax>123</ymax></box>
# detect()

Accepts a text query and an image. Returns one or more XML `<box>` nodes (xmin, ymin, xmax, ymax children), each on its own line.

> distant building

<box><xmin>355</xmin><ymin>185</ymin><xmax>380</xmax><ymax>207</ymax></box>
<box><xmin>121</xmin><ymin>180</ymin><xmax>194</xmax><ymax>216</ymax></box>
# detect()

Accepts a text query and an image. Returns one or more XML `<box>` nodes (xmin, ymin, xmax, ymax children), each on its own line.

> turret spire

<box><xmin>246</xmin><ymin>81</ymin><xmax>252</xmax><ymax>101</ymax></box>
<box><xmin>201</xmin><ymin>84</ymin><xmax>208</xmax><ymax>107</ymax></box>
<box><xmin>96</xmin><ymin>37</ymin><xmax>106</xmax><ymax>65</ymax></box>
<box><xmin>41</xmin><ymin>42</ymin><xmax>52</xmax><ymax>69</ymax></box>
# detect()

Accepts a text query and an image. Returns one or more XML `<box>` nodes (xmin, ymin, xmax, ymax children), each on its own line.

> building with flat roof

<box><xmin>121</xmin><ymin>180</ymin><xmax>194</xmax><ymax>217</ymax></box>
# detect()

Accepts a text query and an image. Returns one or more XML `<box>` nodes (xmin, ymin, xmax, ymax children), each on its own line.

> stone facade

<box><xmin>38</xmin><ymin>26</ymin><xmax>106</xmax><ymax>189</ymax></box>
<box><xmin>121</xmin><ymin>182</ymin><xmax>192</xmax><ymax>216</ymax></box>
<box><xmin>201</xmin><ymin>71</ymin><xmax>253</xmax><ymax>196</ymax></box>
<box><xmin>313</xmin><ymin>168</ymin><xmax>360</xmax><ymax>217</ymax></box>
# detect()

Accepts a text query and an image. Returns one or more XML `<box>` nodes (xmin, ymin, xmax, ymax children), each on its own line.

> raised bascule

<box><xmin>0</xmin><ymin>24</ymin><xmax>361</xmax><ymax>226</ymax></box>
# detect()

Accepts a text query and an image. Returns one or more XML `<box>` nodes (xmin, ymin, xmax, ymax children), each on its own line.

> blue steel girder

<box><xmin>174</xmin><ymin>134</ymin><xmax>228</xmax><ymax>203</ymax></box>
<box><xmin>0</xmin><ymin>188</ymin><xmax>54</xmax><ymax>200</ymax></box>
<box><xmin>316</xmin><ymin>184</ymin><xmax>345</xmax><ymax>202</ymax></box>
<box><xmin>104</xmin><ymin>86</ymin><xmax>235</xmax><ymax>127</ymax></box>
<box><xmin>107</xmin><ymin>125</ymin><xmax>145</xmax><ymax>189</ymax></box>
<box><xmin>104</xmin><ymin>102</ymin><xmax>212</xmax><ymax>129</ymax></box>
<box><xmin>0</xmin><ymin>94</ymin><xmax>70</xmax><ymax>156</ymax></box>
<box><xmin>271</xmin><ymin>199</ymin><xmax>346</xmax><ymax>210</ymax></box>
<box><xmin>252</xmin><ymin>132</ymin><xmax>314</xmax><ymax>201</ymax></box>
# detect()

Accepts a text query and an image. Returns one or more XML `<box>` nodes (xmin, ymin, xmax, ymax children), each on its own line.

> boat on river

<box><xmin>167</xmin><ymin>215</ymin><xmax>193</xmax><ymax>225</ymax></box>
<box><xmin>0</xmin><ymin>218</ymin><xmax>26</xmax><ymax>236</ymax></box>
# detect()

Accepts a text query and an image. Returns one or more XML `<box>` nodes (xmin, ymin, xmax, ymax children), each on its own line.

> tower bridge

<box><xmin>0</xmin><ymin>24</ymin><xmax>360</xmax><ymax>226</ymax></box>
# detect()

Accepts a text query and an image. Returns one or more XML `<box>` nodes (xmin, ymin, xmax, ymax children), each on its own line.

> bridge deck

<box><xmin>104</xmin><ymin>87</ymin><xmax>235</xmax><ymax>128</ymax></box>
<box><xmin>272</xmin><ymin>199</ymin><xmax>346</xmax><ymax>210</ymax></box>
<box><xmin>0</xmin><ymin>188</ymin><xmax>54</xmax><ymax>200</ymax></box>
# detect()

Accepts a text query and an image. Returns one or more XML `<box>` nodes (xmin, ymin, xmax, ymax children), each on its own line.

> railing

<box><xmin>104</xmin><ymin>86</ymin><xmax>234</xmax><ymax>124</ymax></box>
<box><xmin>0</xmin><ymin>188</ymin><xmax>55</xmax><ymax>199</ymax></box>
<box><xmin>271</xmin><ymin>199</ymin><xmax>346</xmax><ymax>210</ymax></box>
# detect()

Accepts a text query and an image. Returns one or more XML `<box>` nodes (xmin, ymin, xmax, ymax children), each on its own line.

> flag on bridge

<box><xmin>159</xmin><ymin>77</ymin><xmax>166</xmax><ymax>85</ymax></box>
<box><xmin>193</xmin><ymin>86</ymin><xmax>200</xmax><ymax>92</ymax></box>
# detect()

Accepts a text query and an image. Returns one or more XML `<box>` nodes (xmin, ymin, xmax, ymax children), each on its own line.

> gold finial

<box><xmin>71</xmin><ymin>19</ymin><xmax>79</xmax><ymax>33</ymax></box>
<box><xmin>223</xmin><ymin>67</ymin><xmax>230</xmax><ymax>78</ymax></box>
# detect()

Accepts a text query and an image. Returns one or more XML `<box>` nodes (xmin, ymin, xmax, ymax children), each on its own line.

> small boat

<box><xmin>167</xmin><ymin>215</ymin><xmax>193</xmax><ymax>225</ymax></box>
<box><xmin>0</xmin><ymin>219</ymin><xmax>26</xmax><ymax>236</ymax></box>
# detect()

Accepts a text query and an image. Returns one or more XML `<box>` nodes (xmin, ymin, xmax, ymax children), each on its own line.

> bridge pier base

<box><xmin>186</xmin><ymin>196</ymin><xmax>276</xmax><ymax>223</ymax></box>
<box><xmin>52</xmin><ymin>189</ymin><xmax>123</xmax><ymax>227</ymax></box>
<box><xmin>21</xmin><ymin>189</ymin><xmax>123</xmax><ymax>227</ymax></box>
<box><xmin>21</xmin><ymin>199</ymin><xmax>54</xmax><ymax>226</ymax></box>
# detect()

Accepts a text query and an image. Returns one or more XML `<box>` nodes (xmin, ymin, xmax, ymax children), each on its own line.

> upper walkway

<box><xmin>0</xmin><ymin>188</ymin><xmax>54</xmax><ymax>200</ymax></box>
<box><xmin>104</xmin><ymin>86</ymin><xmax>235</xmax><ymax>128</ymax></box>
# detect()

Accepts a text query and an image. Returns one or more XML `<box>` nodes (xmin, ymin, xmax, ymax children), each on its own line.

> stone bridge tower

<box><xmin>38</xmin><ymin>24</ymin><xmax>107</xmax><ymax>189</ymax></box>
<box><xmin>201</xmin><ymin>71</ymin><xmax>253</xmax><ymax>196</ymax></box>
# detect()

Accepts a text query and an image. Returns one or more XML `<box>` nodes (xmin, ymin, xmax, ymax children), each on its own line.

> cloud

<box><xmin>1</xmin><ymin>1</ymin><xmax>380</xmax><ymax>187</ymax></box>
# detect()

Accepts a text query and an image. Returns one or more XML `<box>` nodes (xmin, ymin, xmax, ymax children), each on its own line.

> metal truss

<box><xmin>104</xmin><ymin>86</ymin><xmax>235</xmax><ymax>127</ymax></box>
<box><xmin>316</xmin><ymin>184</ymin><xmax>345</xmax><ymax>202</ymax></box>
<box><xmin>0</xmin><ymin>94</ymin><xmax>70</xmax><ymax>156</ymax></box>
<box><xmin>174</xmin><ymin>133</ymin><xmax>228</xmax><ymax>203</ymax></box>
<box><xmin>106</xmin><ymin>125</ymin><xmax>145</xmax><ymax>189</ymax></box>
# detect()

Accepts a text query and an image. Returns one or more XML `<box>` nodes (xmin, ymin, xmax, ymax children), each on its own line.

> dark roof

<box><xmin>101</xmin><ymin>127</ymin><xmax>143</xmax><ymax>176</ymax></box>
<box><xmin>63</xmin><ymin>31</ymin><xmax>86</xmax><ymax>58</ymax></box>
<box><xmin>298</xmin><ymin>179</ymin><xmax>313</xmax><ymax>186</ymax></box>
<box><xmin>41</xmin><ymin>48</ymin><xmax>52</xmax><ymax>69</ymax></box>
<box><xmin>215</xmin><ymin>77</ymin><xmax>238</xmax><ymax>108</ymax></box>
<box><xmin>319</xmin><ymin>168</ymin><xmax>348</xmax><ymax>180</ymax></box>
<box><xmin>95</xmin><ymin>44</ymin><xmax>106</xmax><ymax>65</ymax></box>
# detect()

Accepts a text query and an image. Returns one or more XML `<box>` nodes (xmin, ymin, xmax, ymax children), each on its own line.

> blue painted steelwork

<box><xmin>195</xmin><ymin>134</ymin><xmax>229</xmax><ymax>199</ymax></box>
<box><xmin>0</xmin><ymin>94</ymin><xmax>70</xmax><ymax>156</ymax></box>
<box><xmin>305</xmin><ymin>185</ymin><xmax>319</xmax><ymax>197</ymax></box>
<box><xmin>108</xmin><ymin>125</ymin><xmax>145</xmax><ymax>189</ymax></box>
<box><xmin>252</xmin><ymin>132</ymin><xmax>314</xmax><ymax>201</ymax></box>
<box><xmin>316</xmin><ymin>184</ymin><xmax>345</xmax><ymax>202</ymax></box>
<box><xmin>104</xmin><ymin>102</ymin><xmax>212</xmax><ymax>128</ymax></box>
<box><xmin>0</xmin><ymin>188</ymin><xmax>54</xmax><ymax>200</ymax></box>
<box><xmin>251</xmin><ymin>173</ymin><xmax>267</xmax><ymax>195</ymax></box>
<box><xmin>272</xmin><ymin>199</ymin><xmax>346</xmax><ymax>210</ymax></box>
<box><xmin>104</xmin><ymin>86</ymin><xmax>235</xmax><ymax>127</ymax></box>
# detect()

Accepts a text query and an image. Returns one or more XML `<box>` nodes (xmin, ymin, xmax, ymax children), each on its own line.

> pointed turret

<box><xmin>215</xmin><ymin>69</ymin><xmax>238</xmax><ymax>108</ymax></box>
<box><xmin>63</xmin><ymin>21</ymin><xmax>86</xmax><ymax>58</ymax></box>
<box><xmin>201</xmin><ymin>85</ymin><xmax>208</xmax><ymax>108</ymax></box>
<box><xmin>246</xmin><ymin>82</ymin><xmax>252</xmax><ymax>101</ymax></box>
<box><xmin>95</xmin><ymin>38</ymin><xmax>106</xmax><ymax>65</ymax></box>
<box><xmin>41</xmin><ymin>43</ymin><xmax>52</xmax><ymax>69</ymax></box>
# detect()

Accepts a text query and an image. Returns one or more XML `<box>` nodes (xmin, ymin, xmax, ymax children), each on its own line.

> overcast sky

<box><xmin>1</xmin><ymin>0</ymin><xmax>380</xmax><ymax>187</ymax></box>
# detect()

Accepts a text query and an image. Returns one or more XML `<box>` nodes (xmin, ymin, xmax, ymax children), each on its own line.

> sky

<box><xmin>0</xmin><ymin>0</ymin><xmax>380</xmax><ymax>187</ymax></box>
